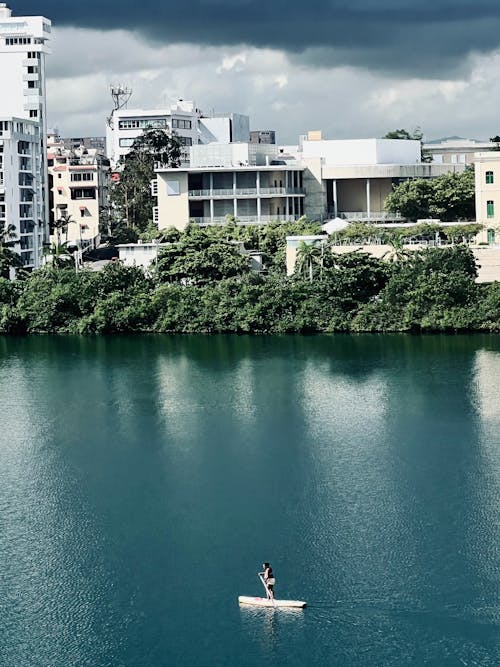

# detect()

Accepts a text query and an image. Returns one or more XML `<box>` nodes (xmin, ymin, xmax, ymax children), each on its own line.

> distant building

<box><xmin>0</xmin><ymin>3</ymin><xmax>51</xmax><ymax>269</ymax></box>
<box><xmin>47</xmin><ymin>132</ymin><xmax>109</xmax><ymax>245</ymax></box>
<box><xmin>117</xmin><ymin>241</ymin><xmax>167</xmax><ymax>268</ymax></box>
<box><xmin>250</xmin><ymin>130</ymin><xmax>276</xmax><ymax>144</ymax></box>
<box><xmin>424</xmin><ymin>137</ymin><xmax>494</xmax><ymax>166</ymax></box>
<box><xmin>106</xmin><ymin>100</ymin><xmax>250</xmax><ymax>166</ymax></box>
<box><xmin>62</xmin><ymin>136</ymin><xmax>106</xmax><ymax>153</ymax></box>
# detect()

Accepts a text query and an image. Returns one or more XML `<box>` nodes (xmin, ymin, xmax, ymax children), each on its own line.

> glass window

<box><xmin>486</xmin><ymin>171</ymin><xmax>494</xmax><ymax>184</ymax></box>
<box><xmin>487</xmin><ymin>200</ymin><xmax>494</xmax><ymax>218</ymax></box>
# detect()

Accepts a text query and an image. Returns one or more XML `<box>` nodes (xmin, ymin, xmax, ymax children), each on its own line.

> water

<box><xmin>1</xmin><ymin>334</ymin><xmax>500</xmax><ymax>666</ymax></box>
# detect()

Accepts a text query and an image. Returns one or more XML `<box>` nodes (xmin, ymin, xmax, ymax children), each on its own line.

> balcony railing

<box><xmin>336</xmin><ymin>211</ymin><xmax>404</xmax><ymax>222</ymax></box>
<box><xmin>188</xmin><ymin>187</ymin><xmax>305</xmax><ymax>198</ymax></box>
<box><xmin>190</xmin><ymin>214</ymin><xmax>302</xmax><ymax>226</ymax></box>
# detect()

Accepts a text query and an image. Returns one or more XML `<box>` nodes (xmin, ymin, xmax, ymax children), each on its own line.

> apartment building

<box><xmin>48</xmin><ymin>132</ymin><xmax>109</xmax><ymax>245</ymax></box>
<box><xmin>154</xmin><ymin>143</ymin><xmax>304</xmax><ymax>230</ymax></box>
<box><xmin>107</xmin><ymin>100</ymin><xmax>250</xmax><ymax>166</ymax></box>
<box><xmin>0</xmin><ymin>3</ymin><xmax>51</xmax><ymax>268</ymax></box>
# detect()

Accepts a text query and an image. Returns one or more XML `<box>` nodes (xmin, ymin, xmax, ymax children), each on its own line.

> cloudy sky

<box><xmin>14</xmin><ymin>0</ymin><xmax>500</xmax><ymax>142</ymax></box>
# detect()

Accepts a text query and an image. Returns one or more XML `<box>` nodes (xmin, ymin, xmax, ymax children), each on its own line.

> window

<box><xmin>487</xmin><ymin>200</ymin><xmax>495</xmax><ymax>218</ymax></box>
<box><xmin>71</xmin><ymin>172</ymin><xmax>94</xmax><ymax>182</ymax></box>
<box><xmin>119</xmin><ymin>138</ymin><xmax>135</xmax><ymax>148</ymax></box>
<box><xmin>166</xmin><ymin>181</ymin><xmax>180</xmax><ymax>196</ymax></box>
<box><xmin>71</xmin><ymin>188</ymin><xmax>96</xmax><ymax>200</ymax></box>
<box><xmin>27</xmin><ymin>80</ymin><xmax>38</xmax><ymax>89</ymax></box>
<box><xmin>486</xmin><ymin>171</ymin><xmax>494</xmax><ymax>184</ymax></box>
<box><xmin>29</xmin><ymin>110</ymin><xmax>38</xmax><ymax>118</ymax></box>
<box><xmin>172</xmin><ymin>119</ymin><xmax>192</xmax><ymax>130</ymax></box>
<box><xmin>179</xmin><ymin>136</ymin><xmax>192</xmax><ymax>146</ymax></box>
<box><xmin>118</xmin><ymin>118</ymin><xmax>167</xmax><ymax>130</ymax></box>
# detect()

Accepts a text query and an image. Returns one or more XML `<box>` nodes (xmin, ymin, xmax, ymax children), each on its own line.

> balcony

<box><xmin>188</xmin><ymin>187</ymin><xmax>305</xmax><ymax>199</ymax></box>
<box><xmin>190</xmin><ymin>214</ymin><xmax>302</xmax><ymax>226</ymax></box>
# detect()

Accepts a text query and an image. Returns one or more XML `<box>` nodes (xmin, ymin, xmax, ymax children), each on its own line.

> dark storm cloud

<box><xmin>13</xmin><ymin>0</ymin><xmax>500</xmax><ymax>75</ymax></box>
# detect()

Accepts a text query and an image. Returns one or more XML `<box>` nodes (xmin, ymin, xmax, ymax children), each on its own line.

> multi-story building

<box><xmin>0</xmin><ymin>3</ymin><xmax>51</xmax><ymax>268</ymax></box>
<box><xmin>250</xmin><ymin>130</ymin><xmax>276</xmax><ymax>145</ymax></box>
<box><xmin>62</xmin><ymin>136</ymin><xmax>106</xmax><ymax>153</ymax></box>
<box><xmin>424</xmin><ymin>137</ymin><xmax>493</xmax><ymax>166</ymax></box>
<box><xmin>153</xmin><ymin>135</ymin><xmax>467</xmax><ymax>231</ymax></box>
<box><xmin>154</xmin><ymin>142</ymin><xmax>305</xmax><ymax>230</ymax></box>
<box><xmin>47</xmin><ymin>132</ymin><xmax>109</xmax><ymax>245</ymax></box>
<box><xmin>107</xmin><ymin>100</ymin><xmax>250</xmax><ymax>166</ymax></box>
<box><xmin>474</xmin><ymin>152</ymin><xmax>500</xmax><ymax>245</ymax></box>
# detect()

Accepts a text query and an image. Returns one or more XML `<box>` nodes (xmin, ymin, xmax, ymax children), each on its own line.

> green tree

<box><xmin>295</xmin><ymin>241</ymin><xmax>322</xmax><ymax>282</ymax></box>
<box><xmin>110</xmin><ymin>128</ymin><xmax>182</xmax><ymax>233</ymax></box>
<box><xmin>0</xmin><ymin>221</ymin><xmax>22</xmax><ymax>278</ymax></box>
<box><xmin>385</xmin><ymin>169</ymin><xmax>475</xmax><ymax>222</ymax></box>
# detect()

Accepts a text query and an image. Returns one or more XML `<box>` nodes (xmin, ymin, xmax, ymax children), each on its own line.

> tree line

<box><xmin>1</xmin><ymin>222</ymin><xmax>500</xmax><ymax>335</ymax></box>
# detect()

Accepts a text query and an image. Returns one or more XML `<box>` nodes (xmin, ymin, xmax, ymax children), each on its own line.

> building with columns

<box><xmin>153</xmin><ymin>135</ymin><xmax>468</xmax><ymax>231</ymax></box>
<box><xmin>0</xmin><ymin>3</ymin><xmax>51</xmax><ymax>269</ymax></box>
<box><xmin>154</xmin><ymin>143</ymin><xmax>304</xmax><ymax>229</ymax></box>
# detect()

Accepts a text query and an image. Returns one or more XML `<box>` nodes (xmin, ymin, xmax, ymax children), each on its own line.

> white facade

<box><xmin>47</xmin><ymin>133</ymin><xmax>109</xmax><ymax>245</ymax></box>
<box><xmin>301</xmin><ymin>138</ymin><xmax>421</xmax><ymax>165</ymax></box>
<box><xmin>118</xmin><ymin>242</ymin><xmax>167</xmax><ymax>268</ymax></box>
<box><xmin>154</xmin><ymin>136</ymin><xmax>469</xmax><ymax>230</ymax></box>
<box><xmin>0</xmin><ymin>118</ymin><xmax>45</xmax><ymax>267</ymax></box>
<box><xmin>106</xmin><ymin>100</ymin><xmax>250</xmax><ymax>166</ymax></box>
<box><xmin>0</xmin><ymin>3</ymin><xmax>51</xmax><ymax>268</ymax></box>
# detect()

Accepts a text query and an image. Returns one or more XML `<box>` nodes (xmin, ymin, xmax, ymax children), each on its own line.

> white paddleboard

<box><xmin>238</xmin><ymin>596</ymin><xmax>306</xmax><ymax>608</ymax></box>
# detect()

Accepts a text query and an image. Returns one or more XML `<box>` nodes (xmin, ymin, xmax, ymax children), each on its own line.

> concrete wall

<box><xmin>157</xmin><ymin>171</ymin><xmax>190</xmax><ymax>230</ymax></box>
<box><xmin>286</xmin><ymin>242</ymin><xmax>500</xmax><ymax>283</ymax></box>
<box><xmin>302</xmin><ymin>158</ymin><xmax>326</xmax><ymax>220</ymax></box>
<box><xmin>301</xmin><ymin>139</ymin><xmax>420</xmax><ymax>166</ymax></box>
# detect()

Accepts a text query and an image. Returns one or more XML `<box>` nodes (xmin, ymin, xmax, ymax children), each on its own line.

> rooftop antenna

<box><xmin>107</xmin><ymin>85</ymin><xmax>133</xmax><ymax>128</ymax></box>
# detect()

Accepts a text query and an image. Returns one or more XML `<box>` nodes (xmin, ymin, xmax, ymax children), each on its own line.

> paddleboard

<box><xmin>238</xmin><ymin>596</ymin><xmax>306</xmax><ymax>608</ymax></box>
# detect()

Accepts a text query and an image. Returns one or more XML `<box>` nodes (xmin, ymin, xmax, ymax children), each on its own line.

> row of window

<box><xmin>118</xmin><ymin>119</ymin><xmax>167</xmax><ymax>130</ymax></box>
<box><xmin>71</xmin><ymin>172</ymin><xmax>94</xmax><ymax>182</ymax></box>
<box><xmin>172</xmin><ymin>118</ymin><xmax>192</xmax><ymax>130</ymax></box>
<box><xmin>5</xmin><ymin>37</ymin><xmax>31</xmax><ymax>45</ymax></box>
<box><xmin>71</xmin><ymin>188</ymin><xmax>96</xmax><ymax>200</ymax></box>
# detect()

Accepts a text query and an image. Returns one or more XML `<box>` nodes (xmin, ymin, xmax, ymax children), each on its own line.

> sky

<box><xmin>13</xmin><ymin>0</ymin><xmax>500</xmax><ymax>142</ymax></box>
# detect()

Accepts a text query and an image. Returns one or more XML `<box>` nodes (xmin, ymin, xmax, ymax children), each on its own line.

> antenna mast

<box><xmin>107</xmin><ymin>85</ymin><xmax>133</xmax><ymax>128</ymax></box>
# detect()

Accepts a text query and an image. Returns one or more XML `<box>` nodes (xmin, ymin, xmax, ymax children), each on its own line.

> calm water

<box><xmin>1</xmin><ymin>335</ymin><xmax>500</xmax><ymax>666</ymax></box>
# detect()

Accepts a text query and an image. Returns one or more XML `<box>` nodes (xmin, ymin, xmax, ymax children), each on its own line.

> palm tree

<box><xmin>296</xmin><ymin>241</ymin><xmax>322</xmax><ymax>282</ymax></box>
<box><xmin>382</xmin><ymin>236</ymin><xmax>410</xmax><ymax>263</ymax></box>
<box><xmin>44</xmin><ymin>242</ymin><xmax>73</xmax><ymax>269</ymax></box>
<box><xmin>0</xmin><ymin>221</ymin><xmax>20</xmax><ymax>278</ymax></box>
<box><xmin>53</xmin><ymin>212</ymin><xmax>75</xmax><ymax>245</ymax></box>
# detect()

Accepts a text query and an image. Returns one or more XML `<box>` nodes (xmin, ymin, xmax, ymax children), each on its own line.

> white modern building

<box><xmin>153</xmin><ymin>134</ymin><xmax>467</xmax><ymax>230</ymax></box>
<box><xmin>107</xmin><ymin>99</ymin><xmax>250</xmax><ymax>166</ymax></box>
<box><xmin>154</xmin><ymin>142</ymin><xmax>305</xmax><ymax>230</ymax></box>
<box><xmin>0</xmin><ymin>3</ymin><xmax>51</xmax><ymax>269</ymax></box>
<box><xmin>47</xmin><ymin>132</ymin><xmax>110</xmax><ymax>245</ymax></box>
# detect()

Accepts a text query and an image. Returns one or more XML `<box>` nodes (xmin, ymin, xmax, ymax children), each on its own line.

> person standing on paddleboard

<box><xmin>260</xmin><ymin>562</ymin><xmax>275</xmax><ymax>600</ymax></box>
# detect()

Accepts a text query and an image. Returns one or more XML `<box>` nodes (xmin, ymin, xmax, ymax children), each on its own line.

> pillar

<box><xmin>366</xmin><ymin>178</ymin><xmax>371</xmax><ymax>219</ymax></box>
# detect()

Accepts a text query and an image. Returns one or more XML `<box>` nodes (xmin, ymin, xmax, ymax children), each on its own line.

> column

<box><xmin>233</xmin><ymin>171</ymin><xmax>237</xmax><ymax>220</ymax></box>
<box><xmin>333</xmin><ymin>179</ymin><xmax>338</xmax><ymax>217</ymax></box>
<box><xmin>209</xmin><ymin>172</ymin><xmax>214</xmax><ymax>223</ymax></box>
<box><xmin>366</xmin><ymin>178</ymin><xmax>371</xmax><ymax>219</ymax></box>
<box><xmin>286</xmin><ymin>196</ymin><xmax>289</xmax><ymax>220</ymax></box>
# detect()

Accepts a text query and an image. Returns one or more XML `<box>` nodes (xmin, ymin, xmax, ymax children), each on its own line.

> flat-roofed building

<box><xmin>475</xmin><ymin>152</ymin><xmax>500</xmax><ymax>245</ymax></box>
<box><xmin>48</xmin><ymin>132</ymin><xmax>109</xmax><ymax>245</ymax></box>
<box><xmin>0</xmin><ymin>3</ymin><xmax>51</xmax><ymax>269</ymax></box>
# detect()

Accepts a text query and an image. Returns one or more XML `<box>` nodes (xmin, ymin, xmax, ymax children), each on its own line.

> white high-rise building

<box><xmin>0</xmin><ymin>3</ymin><xmax>51</xmax><ymax>269</ymax></box>
<box><xmin>107</xmin><ymin>99</ymin><xmax>250</xmax><ymax>166</ymax></box>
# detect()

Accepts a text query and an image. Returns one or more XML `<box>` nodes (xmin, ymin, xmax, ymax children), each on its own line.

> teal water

<box><xmin>1</xmin><ymin>335</ymin><xmax>500</xmax><ymax>666</ymax></box>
